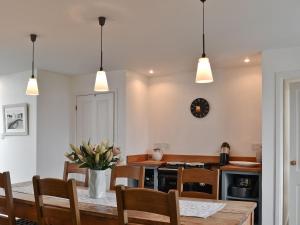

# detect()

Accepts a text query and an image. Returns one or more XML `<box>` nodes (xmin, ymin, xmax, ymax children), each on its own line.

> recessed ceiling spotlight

<box><xmin>244</xmin><ymin>57</ymin><xmax>250</xmax><ymax>63</ymax></box>
<box><xmin>149</xmin><ymin>70</ymin><xmax>154</xmax><ymax>74</ymax></box>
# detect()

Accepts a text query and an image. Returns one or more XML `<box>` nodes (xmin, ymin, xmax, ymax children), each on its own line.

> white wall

<box><xmin>0</xmin><ymin>67</ymin><xmax>262</xmax><ymax>182</ymax></box>
<box><xmin>0</xmin><ymin>71</ymin><xmax>37</xmax><ymax>183</ymax></box>
<box><xmin>34</xmin><ymin>69</ymin><xmax>146</xmax><ymax>179</ymax></box>
<box><xmin>36</xmin><ymin>70</ymin><xmax>72</xmax><ymax>178</ymax></box>
<box><xmin>148</xmin><ymin>66</ymin><xmax>261</xmax><ymax>156</ymax></box>
<box><xmin>125</xmin><ymin>71</ymin><xmax>149</xmax><ymax>154</ymax></box>
<box><xmin>262</xmin><ymin>47</ymin><xmax>300</xmax><ymax>225</ymax></box>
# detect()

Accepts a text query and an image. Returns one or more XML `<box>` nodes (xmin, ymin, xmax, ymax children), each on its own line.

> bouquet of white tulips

<box><xmin>65</xmin><ymin>140</ymin><xmax>121</xmax><ymax>170</ymax></box>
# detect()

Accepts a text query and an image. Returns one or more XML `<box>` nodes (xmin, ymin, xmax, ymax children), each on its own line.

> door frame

<box><xmin>275</xmin><ymin>70</ymin><xmax>300</xmax><ymax>225</ymax></box>
<box><xmin>75</xmin><ymin>91</ymin><xmax>117</xmax><ymax>146</ymax></box>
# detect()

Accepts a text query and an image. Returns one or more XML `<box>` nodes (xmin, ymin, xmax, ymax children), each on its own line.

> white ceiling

<box><xmin>0</xmin><ymin>0</ymin><xmax>299</xmax><ymax>76</ymax></box>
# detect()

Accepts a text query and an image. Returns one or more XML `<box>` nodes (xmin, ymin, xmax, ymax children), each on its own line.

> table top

<box><xmin>10</xmin><ymin>182</ymin><xmax>257</xmax><ymax>225</ymax></box>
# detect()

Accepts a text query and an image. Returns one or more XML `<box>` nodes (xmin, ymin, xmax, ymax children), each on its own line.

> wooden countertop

<box><xmin>127</xmin><ymin>154</ymin><xmax>261</xmax><ymax>172</ymax></box>
<box><xmin>127</xmin><ymin>154</ymin><xmax>257</xmax><ymax>164</ymax></box>
<box><xmin>128</xmin><ymin>161</ymin><xmax>262</xmax><ymax>173</ymax></box>
<box><xmin>128</xmin><ymin>160</ymin><xmax>165</xmax><ymax>167</ymax></box>
<box><xmin>220</xmin><ymin>164</ymin><xmax>262</xmax><ymax>173</ymax></box>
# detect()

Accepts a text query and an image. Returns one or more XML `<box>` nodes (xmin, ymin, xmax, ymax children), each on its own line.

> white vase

<box><xmin>89</xmin><ymin>169</ymin><xmax>107</xmax><ymax>199</ymax></box>
<box><xmin>152</xmin><ymin>148</ymin><xmax>163</xmax><ymax>161</ymax></box>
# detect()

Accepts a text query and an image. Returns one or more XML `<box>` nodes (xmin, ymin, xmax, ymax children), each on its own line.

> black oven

<box><xmin>157</xmin><ymin>163</ymin><xmax>213</xmax><ymax>194</ymax></box>
<box><xmin>158</xmin><ymin>168</ymin><xmax>178</xmax><ymax>192</ymax></box>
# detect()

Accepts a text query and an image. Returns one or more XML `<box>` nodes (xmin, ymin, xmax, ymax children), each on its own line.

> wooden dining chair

<box><xmin>32</xmin><ymin>176</ymin><xmax>81</xmax><ymax>225</ymax></box>
<box><xmin>0</xmin><ymin>171</ymin><xmax>16</xmax><ymax>225</ymax></box>
<box><xmin>0</xmin><ymin>172</ymin><xmax>36</xmax><ymax>225</ymax></box>
<box><xmin>177</xmin><ymin>167</ymin><xmax>220</xmax><ymax>199</ymax></box>
<box><xmin>116</xmin><ymin>185</ymin><xmax>180</xmax><ymax>225</ymax></box>
<box><xmin>63</xmin><ymin>161</ymin><xmax>89</xmax><ymax>187</ymax></box>
<box><xmin>110</xmin><ymin>165</ymin><xmax>145</xmax><ymax>191</ymax></box>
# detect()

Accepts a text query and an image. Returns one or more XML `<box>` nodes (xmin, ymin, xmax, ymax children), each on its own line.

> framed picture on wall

<box><xmin>3</xmin><ymin>103</ymin><xmax>28</xmax><ymax>136</ymax></box>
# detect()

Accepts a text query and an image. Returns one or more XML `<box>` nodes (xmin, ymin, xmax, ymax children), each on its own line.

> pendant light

<box><xmin>26</xmin><ymin>34</ymin><xmax>39</xmax><ymax>96</ymax></box>
<box><xmin>94</xmin><ymin>17</ymin><xmax>109</xmax><ymax>92</ymax></box>
<box><xmin>195</xmin><ymin>0</ymin><xmax>213</xmax><ymax>83</ymax></box>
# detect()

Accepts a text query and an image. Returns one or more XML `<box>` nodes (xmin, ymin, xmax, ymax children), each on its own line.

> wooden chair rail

<box><xmin>32</xmin><ymin>176</ymin><xmax>81</xmax><ymax>225</ymax></box>
<box><xmin>177</xmin><ymin>168</ymin><xmax>220</xmax><ymax>200</ymax></box>
<box><xmin>0</xmin><ymin>171</ymin><xmax>16</xmax><ymax>225</ymax></box>
<box><xmin>110</xmin><ymin>165</ymin><xmax>145</xmax><ymax>190</ymax></box>
<box><xmin>63</xmin><ymin>161</ymin><xmax>89</xmax><ymax>187</ymax></box>
<box><xmin>116</xmin><ymin>185</ymin><xmax>180</xmax><ymax>225</ymax></box>
<box><xmin>38</xmin><ymin>178</ymin><xmax>70</xmax><ymax>198</ymax></box>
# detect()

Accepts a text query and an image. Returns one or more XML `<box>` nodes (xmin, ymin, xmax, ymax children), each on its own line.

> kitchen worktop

<box><xmin>127</xmin><ymin>154</ymin><xmax>259</xmax><ymax>170</ymax></box>
<box><xmin>220</xmin><ymin>164</ymin><xmax>262</xmax><ymax>173</ymax></box>
<box><xmin>127</xmin><ymin>153</ymin><xmax>261</xmax><ymax>225</ymax></box>
<box><xmin>128</xmin><ymin>160</ymin><xmax>166</xmax><ymax>167</ymax></box>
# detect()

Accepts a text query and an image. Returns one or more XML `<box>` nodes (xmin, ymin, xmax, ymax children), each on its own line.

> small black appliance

<box><xmin>219</xmin><ymin>142</ymin><xmax>230</xmax><ymax>166</ymax></box>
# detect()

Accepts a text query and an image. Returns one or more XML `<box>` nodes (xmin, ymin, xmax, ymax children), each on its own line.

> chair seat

<box><xmin>16</xmin><ymin>219</ymin><xmax>37</xmax><ymax>225</ymax></box>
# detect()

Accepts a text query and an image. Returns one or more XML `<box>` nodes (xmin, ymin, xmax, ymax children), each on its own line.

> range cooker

<box><xmin>157</xmin><ymin>162</ymin><xmax>214</xmax><ymax>193</ymax></box>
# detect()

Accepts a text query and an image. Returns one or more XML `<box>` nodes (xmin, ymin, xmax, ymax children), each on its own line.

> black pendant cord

<box><xmin>202</xmin><ymin>0</ymin><xmax>206</xmax><ymax>57</ymax></box>
<box><xmin>31</xmin><ymin>40</ymin><xmax>35</xmax><ymax>78</ymax></box>
<box><xmin>98</xmin><ymin>17</ymin><xmax>106</xmax><ymax>72</ymax></box>
<box><xmin>30</xmin><ymin>34</ymin><xmax>37</xmax><ymax>78</ymax></box>
<box><xmin>100</xmin><ymin>24</ymin><xmax>103</xmax><ymax>71</ymax></box>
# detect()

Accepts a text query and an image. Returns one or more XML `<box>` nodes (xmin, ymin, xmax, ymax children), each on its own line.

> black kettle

<box><xmin>219</xmin><ymin>142</ymin><xmax>230</xmax><ymax>166</ymax></box>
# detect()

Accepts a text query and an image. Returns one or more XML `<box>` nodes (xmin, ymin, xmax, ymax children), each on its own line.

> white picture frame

<box><xmin>3</xmin><ymin>103</ymin><xmax>28</xmax><ymax>136</ymax></box>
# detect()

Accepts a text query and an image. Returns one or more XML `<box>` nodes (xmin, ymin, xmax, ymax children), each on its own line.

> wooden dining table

<box><xmin>1</xmin><ymin>182</ymin><xmax>256</xmax><ymax>225</ymax></box>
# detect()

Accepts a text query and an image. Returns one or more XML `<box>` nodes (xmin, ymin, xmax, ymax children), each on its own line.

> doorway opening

<box><xmin>280</xmin><ymin>79</ymin><xmax>300</xmax><ymax>225</ymax></box>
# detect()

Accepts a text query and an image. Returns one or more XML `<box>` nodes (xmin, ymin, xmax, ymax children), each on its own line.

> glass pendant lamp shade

<box><xmin>195</xmin><ymin>0</ymin><xmax>214</xmax><ymax>83</ymax></box>
<box><xmin>26</xmin><ymin>76</ymin><xmax>39</xmax><ymax>96</ymax></box>
<box><xmin>195</xmin><ymin>57</ymin><xmax>213</xmax><ymax>83</ymax></box>
<box><xmin>26</xmin><ymin>34</ymin><xmax>39</xmax><ymax>96</ymax></box>
<box><xmin>94</xmin><ymin>70</ymin><xmax>109</xmax><ymax>92</ymax></box>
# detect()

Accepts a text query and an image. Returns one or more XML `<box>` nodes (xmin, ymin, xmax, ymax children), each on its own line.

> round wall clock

<box><xmin>190</xmin><ymin>98</ymin><xmax>210</xmax><ymax>118</ymax></box>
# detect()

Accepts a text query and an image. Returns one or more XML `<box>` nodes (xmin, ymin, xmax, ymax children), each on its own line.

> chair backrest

<box><xmin>177</xmin><ymin>168</ymin><xmax>220</xmax><ymax>199</ymax></box>
<box><xmin>63</xmin><ymin>161</ymin><xmax>89</xmax><ymax>187</ymax></box>
<box><xmin>116</xmin><ymin>185</ymin><xmax>180</xmax><ymax>225</ymax></box>
<box><xmin>0</xmin><ymin>171</ymin><xmax>16</xmax><ymax>225</ymax></box>
<box><xmin>110</xmin><ymin>165</ymin><xmax>145</xmax><ymax>190</ymax></box>
<box><xmin>32</xmin><ymin>176</ymin><xmax>81</xmax><ymax>225</ymax></box>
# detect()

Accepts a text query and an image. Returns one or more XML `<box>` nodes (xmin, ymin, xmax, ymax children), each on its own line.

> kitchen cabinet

<box><xmin>127</xmin><ymin>154</ymin><xmax>262</xmax><ymax>224</ymax></box>
<box><xmin>221</xmin><ymin>167</ymin><xmax>262</xmax><ymax>225</ymax></box>
<box><xmin>127</xmin><ymin>166</ymin><xmax>159</xmax><ymax>190</ymax></box>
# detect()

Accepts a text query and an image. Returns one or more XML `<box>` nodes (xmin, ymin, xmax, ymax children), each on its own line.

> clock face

<box><xmin>190</xmin><ymin>98</ymin><xmax>210</xmax><ymax>118</ymax></box>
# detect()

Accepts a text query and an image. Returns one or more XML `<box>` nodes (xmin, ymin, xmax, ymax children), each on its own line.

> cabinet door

<box><xmin>76</xmin><ymin>93</ymin><xmax>114</xmax><ymax>145</ymax></box>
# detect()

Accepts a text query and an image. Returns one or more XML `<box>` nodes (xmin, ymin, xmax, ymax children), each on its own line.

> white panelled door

<box><xmin>289</xmin><ymin>82</ymin><xmax>300</xmax><ymax>225</ymax></box>
<box><xmin>76</xmin><ymin>93</ymin><xmax>114</xmax><ymax>145</ymax></box>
